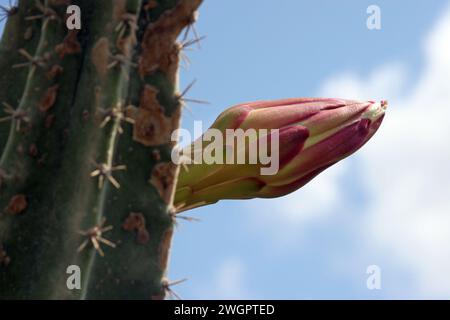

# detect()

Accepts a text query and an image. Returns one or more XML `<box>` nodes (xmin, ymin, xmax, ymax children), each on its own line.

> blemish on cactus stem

<box><xmin>55</xmin><ymin>30</ymin><xmax>81</xmax><ymax>59</ymax></box>
<box><xmin>77</xmin><ymin>217</ymin><xmax>116</xmax><ymax>257</ymax></box>
<box><xmin>151</xmin><ymin>149</ymin><xmax>161</xmax><ymax>162</ymax></box>
<box><xmin>143</xmin><ymin>0</ymin><xmax>158</xmax><ymax>12</ymax></box>
<box><xmin>0</xmin><ymin>245</ymin><xmax>11</xmax><ymax>268</ymax></box>
<box><xmin>91</xmin><ymin>38</ymin><xmax>110</xmax><ymax>79</ymax></box>
<box><xmin>133</xmin><ymin>85</ymin><xmax>176</xmax><ymax>146</ymax></box>
<box><xmin>139</xmin><ymin>1</ymin><xmax>201</xmax><ymax>79</ymax></box>
<box><xmin>151</xmin><ymin>162</ymin><xmax>177</xmax><ymax>204</ymax></box>
<box><xmin>111</xmin><ymin>0</ymin><xmax>126</xmax><ymax>22</ymax></box>
<box><xmin>122</xmin><ymin>212</ymin><xmax>150</xmax><ymax>245</ymax></box>
<box><xmin>47</xmin><ymin>64</ymin><xmax>63</xmax><ymax>79</ymax></box>
<box><xmin>5</xmin><ymin>194</ymin><xmax>27</xmax><ymax>215</ymax></box>
<box><xmin>122</xmin><ymin>213</ymin><xmax>146</xmax><ymax>231</ymax></box>
<box><xmin>39</xmin><ymin>85</ymin><xmax>59</xmax><ymax>112</ymax></box>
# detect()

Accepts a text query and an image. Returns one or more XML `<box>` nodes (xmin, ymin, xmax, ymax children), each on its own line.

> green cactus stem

<box><xmin>0</xmin><ymin>1</ymin><xmax>42</xmax><ymax>151</ymax></box>
<box><xmin>0</xmin><ymin>0</ymin><xmax>202</xmax><ymax>299</ymax></box>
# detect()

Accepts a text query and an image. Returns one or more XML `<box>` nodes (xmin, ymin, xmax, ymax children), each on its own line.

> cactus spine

<box><xmin>0</xmin><ymin>0</ymin><xmax>202</xmax><ymax>299</ymax></box>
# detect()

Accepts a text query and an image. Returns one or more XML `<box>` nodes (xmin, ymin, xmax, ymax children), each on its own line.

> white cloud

<box><xmin>197</xmin><ymin>257</ymin><xmax>251</xmax><ymax>299</ymax></box>
<box><xmin>319</xmin><ymin>3</ymin><xmax>450</xmax><ymax>297</ymax></box>
<box><xmin>201</xmin><ymin>1</ymin><xmax>450</xmax><ymax>298</ymax></box>
<box><xmin>319</xmin><ymin>63</ymin><xmax>407</xmax><ymax>103</ymax></box>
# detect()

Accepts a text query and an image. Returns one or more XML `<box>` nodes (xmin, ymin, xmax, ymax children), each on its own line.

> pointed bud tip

<box><xmin>362</xmin><ymin>100</ymin><xmax>387</xmax><ymax>121</ymax></box>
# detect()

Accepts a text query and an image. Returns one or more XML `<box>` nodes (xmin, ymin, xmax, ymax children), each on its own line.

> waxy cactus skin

<box><xmin>0</xmin><ymin>0</ymin><xmax>203</xmax><ymax>299</ymax></box>
<box><xmin>175</xmin><ymin>98</ymin><xmax>386</xmax><ymax>211</ymax></box>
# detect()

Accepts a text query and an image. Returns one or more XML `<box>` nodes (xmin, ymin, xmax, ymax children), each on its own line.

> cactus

<box><xmin>0</xmin><ymin>0</ymin><xmax>387</xmax><ymax>300</ymax></box>
<box><xmin>0</xmin><ymin>0</ymin><xmax>202</xmax><ymax>299</ymax></box>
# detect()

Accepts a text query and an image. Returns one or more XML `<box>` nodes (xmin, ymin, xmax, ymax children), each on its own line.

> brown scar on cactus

<box><xmin>139</xmin><ymin>1</ymin><xmax>202</xmax><ymax>78</ymax></box>
<box><xmin>132</xmin><ymin>85</ymin><xmax>180</xmax><ymax>146</ymax></box>
<box><xmin>39</xmin><ymin>85</ymin><xmax>59</xmax><ymax>112</ymax></box>
<box><xmin>91</xmin><ymin>38</ymin><xmax>110</xmax><ymax>79</ymax></box>
<box><xmin>151</xmin><ymin>149</ymin><xmax>161</xmax><ymax>162</ymax></box>
<box><xmin>151</xmin><ymin>162</ymin><xmax>177</xmax><ymax>204</ymax></box>
<box><xmin>55</xmin><ymin>30</ymin><xmax>81</xmax><ymax>59</ymax></box>
<box><xmin>143</xmin><ymin>0</ymin><xmax>158</xmax><ymax>11</ymax></box>
<box><xmin>28</xmin><ymin>143</ymin><xmax>39</xmax><ymax>158</ymax></box>
<box><xmin>122</xmin><ymin>213</ymin><xmax>146</xmax><ymax>231</ymax></box>
<box><xmin>5</xmin><ymin>194</ymin><xmax>27</xmax><ymax>215</ymax></box>
<box><xmin>122</xmin><ymin>212</ymin><xmax>150</xmax><ymax>245</ymax></box>
<box><xmin>111</xmin><ymin>0</ymin><xmax>127</xmax><ymax>22</ymax></box>
<box><xmin>47</xmin><ymin>64</ymin><xmax>63</xmax><ymax>79</ymax></box>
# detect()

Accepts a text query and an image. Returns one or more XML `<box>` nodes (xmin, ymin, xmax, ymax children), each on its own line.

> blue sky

<box><xmin>2</xmin><ymin>1</ymin><xmax>450</xmax><ymax>299</ymax></box>
<box><xmin>172</xmin><ymin>0</ymin><xmax>450</xmax><ymax>299</ymax></box>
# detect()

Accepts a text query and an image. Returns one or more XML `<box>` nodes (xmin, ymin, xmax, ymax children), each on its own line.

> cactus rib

<box><xmin>0</xmin><ymin>0</ymin><xmax>203</xmax><ymax>299</ymax></box>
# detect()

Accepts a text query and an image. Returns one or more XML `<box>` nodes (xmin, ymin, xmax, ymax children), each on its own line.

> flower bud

<box><xmin>174</xmin><ymin>98</ymin><xmax>386</xmax><ymax>212</ymax></box>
